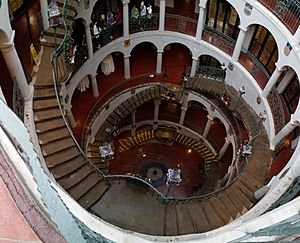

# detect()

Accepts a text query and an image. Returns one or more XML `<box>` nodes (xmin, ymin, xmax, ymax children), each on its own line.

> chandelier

<box><xmin>99</xmin><ymin>142</ymin><xmax>114</xmax><ymax>162</ymax></box>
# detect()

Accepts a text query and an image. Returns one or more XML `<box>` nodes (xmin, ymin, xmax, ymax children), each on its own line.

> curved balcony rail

<box><xmin>258</xmin><ymin>0</ymin><xmax>300</xmax><ymax>33</ymax></box>
<box><xmin>165</xmin><ymin>13</ymin><xmax>197</xmax><ymax>36</ymax></box>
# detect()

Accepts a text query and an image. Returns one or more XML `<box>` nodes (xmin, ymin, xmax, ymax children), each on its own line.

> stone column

<box><xmin>90</xmin><ymin>74</ymin><xmax>99</xmax><ymax>97</ymax></box>
<box><xmin>156</xmin><ymin>50</ymin><xmax>163</xmax><ymax>74</ymax></box>
<box><xmin>153</xmin><ymin>98</ymin><xmax>161</xmax><ymax>129</ymax></box>
<box><xmin>195</xmin><ymin>3</ymin><xmax>206</xmax><ymax>39</ymax></box>
<box><xmin>276</xmin><ymin>69</ymin><xmax>295</xmax><ymax>94</ymax></box>
<box><xmin>40</xmin><ymin>0</ymin><xmax>49</xmax><ymax>31</ymax></box>
<box><xmin>124</xmin><ymin>55</ymin><xmax>131</xmax><ymax>79</ymax></box>
<box><xmin>159</xmin><ymin>0</ymin><xmax>166</xmax><ymax>31</ymax></box>
<box><xmin>131</xmin><ymin>110</ymin><xmax>136</xmax><ymax>136</ymax></box>
<box><xmin>190</xmin><ymin>57</ymin><xmax>198</xmax><ymax>77</ymax></box>
<box><xmin>203</xmin><ymin>116</ymin><xmax>213</xmax><ymax>139</ymax></box>
<box><xmin>0</xmin><ymin>40</ymin><xmax>30</xmax><ymax>100</ymax></box>
<box><xmin>232</xmin><ymin>26</ymin><xmax>247</xmax><ymax>62</ymax></box>
<box><xmin>179</xmin><ymin>93</ymin><xmax>189</xmax><ymax>126</ymax></box>
<box><xmin>262</xmin><ymin>64</ymin><xmax>283</xmax><ymax>98</ymax></box>
<box><xmin>122</xmin><ymin>0</ymin><xmax>130</xmax><ymax>38</ymax></box>
<box><xmin>217</xmin><ymin>137</ymin><xmax>230</xmax><ymax>160</ymax></box>
<box><xmin>271</xmin><ymin>116</ymin><xmax>298</xmax><ymax>148</ymax></box>
<box><xmin>293</xmin><ymin>25</ymin><xmax>300</xmax><ymax>44</ymax></box>
<box><xmin>84</xmin><ymin>22</ymin><xmax>94</xmax><ymax>59</ymax></box>
<box><xmin>242</xmin><ymin>25</ymin><xmax>256</xmax><ymax>51</ymax></box>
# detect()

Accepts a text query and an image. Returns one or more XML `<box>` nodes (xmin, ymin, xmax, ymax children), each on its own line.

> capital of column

<box><xmin>207</xmin><ymin>115</ymin><xmax>214</xmax><ymax>121</ymax></box>
<box><xmin>224</xmin><ymin>137</ymin><xmax>231</xmax><ymax>144</ymax></box>
<box><xmin>157</xmin><ymin>50</ymin><xmax>164</xmax><ymax>54</ymax></box>
<box><xmin>199</xmin><ymin>0</ymin><xmax>207</xmax><ymax>9</ymax></box>
<box><xmin>154</xmin><ymin>98</ymin><xmax>161</xmax><ymax>105</ymax></box>
<box><xmin>122</xmin><ymin>0</ymin><xmax>130</xmax><ymax>4</ymax></box>
<box><xmin>192</xmin><ymin>57</ymin><xmax>198</xmax><ymax>61</ymax></box>
<box><xmin>0</xmin><ymin>31</ymin><xmax>15</xmax><ymax>50</ymax></box>
<box><xmin>124</xmin><ymin>54</ymin><xmax>131</xmax><ymax>59</ymax></box>
<box><xmin>238</xmin><ymin>25</ymin><xmax>248</xmax><ymax>33</ymax></box>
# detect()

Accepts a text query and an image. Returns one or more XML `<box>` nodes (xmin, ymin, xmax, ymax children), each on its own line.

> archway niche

<box><xmin>197</xmin><ymin>54</ymin><xmax>225</xmax><ymax>79</ymax></box>
<box><xmin>207</xmin><ymin>117</ymin><xmax>226</xmax><ymax>149</ymax></box>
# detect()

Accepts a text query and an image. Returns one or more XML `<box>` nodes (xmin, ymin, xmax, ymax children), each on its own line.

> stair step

<box><xmin>38</xmin><ymin>127</ymin><xmax>69</xmax><ymax>144</ymax></box>
<box><xmin>34</xmin><ymin>86</ymin><xmax>56</xmax><ymax>99</ymax></box>
<box><xmin>33</xmin><ymin>98</ymin><xmax>58</xmax><ymax>110</ymax></box>
<box><xmin>41</xmin><ymin>137</ymin><xmax>74</xmax><ymax>156</ymax></box>
<box><xmin>209</xmin><ymin>197</ymin><xmax>233</xmax><ymax>224</ymax></box>
<box><xmin>187</xmin><ymin>203</ymin><xmax>211</xmax><ymax>232</ymax></box>
<box><xmin>236</xmin><ymin>180</ymin><xmax>256</xmax><ymax>202</ymax></box>
<box><xmin>67</xmin><ymin>172</ymin><xmax>101</xmax><ymax>200</ymax></box>
<box><xmin>201</xmin><ymin>200</ymin><xmax>224</xmax><ymax>229</ymax></box>
<box><xmin>231</xmin><ymin>183</ymin><xmax>253</xmax><ymax>210</ymax></box>
<box><xmin>164</xmin><ymin>204</ymin><xmax>178</xmax><ymax>236</ymax></box>
<box><xmin>45</xmin><ymin>146</ymin><xmax>79</xmax><ymax>168</ymax></box>
<box><xmin>88</xmin><ymin>145</ymin><xmax>100</xmax><ymax>152</ymax></box>
<box><xmin>226</xmin><ymin>186</ymin><xmax>248</xmax><ymax>215</ymax></box>
<box><xmin>218</xmin><ymin>193</ymin><xmax>240</xmax><ymax>219</ymax></box>
<box><xmin>58</xmin><ymin>164</ymin><xmax>92</xmax><ymax>189</ymax></box>
<box><xmin>36</xmin><ymin>118</ymin><xmax>65</xmax><ymax>133</ymax></box>
<box><xmin>176</xmin><ymin>204</ymin><xmax>195</xmax><ymax>235</ymax></box>
<box><xmin>51</xmin><ymin>156</ymin><xmax>86</xmax><ymax>179</ymax></box>
<box><xmin>240</xmin><ymin>172</ymin><xmax>263</xmax><ymax>190</ymax></box>
<box><xmin>78</xmin><ymin>181</ymin><xmax>110</xmax><ymax>209</ymax></box>
<box><xmin>34</xmin><ymin>108</ymin><xmax>61</xmax><ymax>122</ymax></box>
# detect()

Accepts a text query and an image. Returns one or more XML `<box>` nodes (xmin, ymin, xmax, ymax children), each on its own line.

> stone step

<box><xmin>187</xmin><ymin>203</ymin><xmax>211</xmax><ymax>232</ymax></box>
<box><xmin>235</xmin><ymin>180</ymin><xmax>256</xmax><ymax>203</ymax></box>
<box><xmin>36</xmin><ymin>118</ymin><xmax>65</xmax><ymax>133</ymax></box>
<box><xmin>34</xmin><ymin>86</ymin><xmax>56</xmax><ymax>99</ymax></box>
<box><xmin>78</xmin><ymin>181</ymin><xmax>110</xmax><ymax>209</ymax></box>
<box><xmin>68</xmin><ymin>173</ymin><xmax>101</xmax><ymax>200</ymax></box>
<box><xmin>51</xmin><ymin>156</ymin><xmax>86</xmax><ymax>179</ymax></box>
<box><xmin>176</xmin><ymin>204</ymin><xmax>195</xmax><ymax>235</ymax></box>
<box><xmin>34</xmin><ymin>108</ymin><xmax>61</xmax><ymax>122</ymax></box>
<box><xmin>58</xmin><ymin>163</ymin><xmax>92</xmax><ymax>189</ymax></box>
<box><xmin>209</xmin><ymin>197</ymin><xmax>233</xmax><ymax>224</ymax></box>
<box><xmin>217</xmin><ymin>193</ymin><xmax>240</xmax><ymax>219</ymax></box>
<box><xmin>226</xmin><ymin>186</ymin><xmax>248</xmax><ymax>215</ymax></box>
<box><xmin>231</xmin><ymin>184</ymin><xmax>253</xmax><ymax>210</ymax></box>
<box><xmin>33</xmin><ymin>98</ymin><xmax>58</xmax><ymax>110</ymax></box>
<box><xmin>201</xmin><ymin>200</ymin><xmax>224</xmax><ymax>229</ymax></box>
<box><xmin>38</xmin><ymin>127</ymin><xmax>69</xmax><ymax>144</ymax></box>
<box><xmin>164</xmin><ymin>204</ymin><xmax>178</xmax><ymax>236</ymax></box>
<box><xmin>41</xmin><ymin>137</ymin><xmax>74</xmax><ymax>156</ymax></box>
<box><xmin>45</xmin><ymin>146</ymin><xmax>79</xmax><ymax>168</ymax></box>
<box><xmin>239</xmin><ymin>172</ymin><xmax>263</xmax><ymax>192</ymax></box>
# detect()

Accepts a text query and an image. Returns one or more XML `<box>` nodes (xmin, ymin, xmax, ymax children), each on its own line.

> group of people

<box><xmin>130</xmin><ymin>1</ymin><xmax>153</xmax><ymax>30</ymax></box>
<box><xmin>91</xmin><ymin>8</ymin><xmax>123</xmax><ymax>49</ymax></box>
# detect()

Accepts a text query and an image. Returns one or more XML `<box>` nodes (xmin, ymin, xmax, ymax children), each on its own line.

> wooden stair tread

<box><xmin>226</xmin><ymin>186</ymin><xmax>247</xmax><ymax>215</ymax></box>
<box><xmin>36</xmin><ymin>118</ymin><xmax>65</xmax><ymax>133</ymax></box>
<box><xmin>217</xmin><ymin>193</ymin><xmax>240</xmax><ymax>219</ymax></box>
<box><xmin>41</xmin><ymin>137</ymin><xmax>75</xmax><ymax>156</ymax></box>
<box><xmin>34</xmin><ymin>108</ymin><xmax>61</xmax><ymax>122</ymax></box>
<box><xmin>240</xmin><ymin>172</ymin><xmax>263</xmax><ymax>190</ymax></box>
<box><xmin>38</xmin><ymin>127</ymin><xmax>70</xmax><ymax>144</ymax></box>
<box><xmin>51</xmin><ymin>156</ymin><xmax>86</xmax><ymax>179</ymax></box>
<box><xmin>231</xmin><ymin>184</ymin><xmax>253</xmax><ymax>210</ymax></box>
<box><xmin>235</xmin><ymin>180</ymin><xmax>256</xmax><ymax>202</ymax></box>
<box><xmin>201</xmin><ymin>200</ymin><xmax>224</xmax><ymax>229</ymax></box>
<box><xmin>58</xmin><ymin>164</ymin><xmax>92</xmax><ymax>189</ymax></box>
<box><xmin>176</xmin><ymin>204</ymin><xmax>195</xmax><ymax>235</ymax></box>
<box><xmin>34</xmin><ymin>87</ymin><xmax>56</xmax><ymax>98</ymax></box>
<box><xmin>164</xmin><ymin>204</ymin><xmax>178</xmax><ymax>236</ymax></box>
<box><xmin>45</xmin><ymin>146</ymin><xmax>79</xmax><ymax>167</ymax></box>
<box><xmin>209</xmin><ymin>197</ymin><xmax>233</xmax><ymax>224</ymax></box>
<box><xmin>67</xmin><ymin>173</ymin><xmax>101</xmax><ymax>200</ymax></box>
<box><xmin>78</xmin><ymin>181</ymin><xmax>110</xmax><ymax>209</ymax></box>
<box><xmin>33</xmin><ymin>98</ymin><xmax>58</xmax><ymax>110</ymax></box>
<box><xmin>187</xmin><ymin>203</ymin><xmax>211</xmax><ymax>232</ymax></box>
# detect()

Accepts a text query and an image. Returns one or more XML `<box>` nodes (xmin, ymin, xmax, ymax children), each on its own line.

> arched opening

<box><xmin>197</xmin><ymin>54</ymin><xmax>225</xmax><ymax>79</ymax></box>
<box><xmin>130</xmin><ymin>42</ymin><xmax>157</xmax><ymax>76</ymax></box>
<box><xmin>162</xmin><ymin>43</ymin><xmax>192</xmax><ymax>84</ymax></box>
<box><xmin>184</xmin><ymin>100</ymin><xmax>209</xmax><ymax>134</ymax></box>
<box><xmin>207</xmin><ymin>117</ymin><xmax>226</xmax><ymax>149</ymax></box>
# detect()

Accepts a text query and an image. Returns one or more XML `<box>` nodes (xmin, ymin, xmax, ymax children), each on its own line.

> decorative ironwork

<box><xmin>12</xmin><ymin>79</ymin><xmax>24</xmax><ymax>120</ymax></box>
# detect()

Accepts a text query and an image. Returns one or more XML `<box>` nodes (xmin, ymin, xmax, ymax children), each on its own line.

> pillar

<box><xmin>276</xmin><ymin>69</ymin><xmax>295</xmax><ymax>94</ymax></box>
<box><xmin>122</xmin><ymin>0</ymin><xmax>130</xmax><ymax>38</ymax></box>
<box><xmin>66</xmin><ymin>109</ymin><xmax>76</xmax><ymax>128</ymax></box>
<box><xmin>0</xmin><ymin>41</ymin><xmax>30</xmax><ymax>100</ymax></box>
<box><xmin>203</xmin><ymin>116</ymin><xmax>213</xmax><ymax>139</ymax></box>
<box><xmin>190</xmin><ymin>57</ymin><xmax>198</xmax><ymax>77</ymax></box>
<box><xmin>242</xmin><ymin>25</ymin><xmax>256</xmax><ymax>51</ymax></box>
<box><xmin>131</xmin><ymin>110</ymin><xmax>136</xmax><ymax>136</ymax></box>
<box><xmin>84</xmin><ymin>22</ymin><xmax>94</xmax><ymax>59</ymax></box>
<box><xmin>90</xmin><ymin>74</ymin><xmax>99</xmax><ymax>97</ymax></box>
<box><xmin>159</xmin><ymin>0</ymin><xmax>166</xmax><ymax>31</ymax></box>
<box><xmin>293</xmin><ymin>25</ymin><xmax>300</xmax><ymax>44</ymax></box>
<box><xmin>232</xmin><ymin>26</ymin><xmax>247</xmax><ymax>62</ymax></box>
<box><xmin>195</xmin><ymin>4</ymin><xmax>205</xmax><ymax>39</ymax></box>
<box><xmin>262</xmin><ymin>64</ymin><xmax>283</xmax><ymax>98</ymax></box>
<box><xmin>217</xmin><ymin>137</ymin><xmax>230</xmax><ymax>160</ymax></box>
<box><xmin>156</xmin><ymin>50</ymin><xmax>163</xmax><ymax>74</ymax></box>
<box><xmin>271</xmin><ymin>116</ymin><xmax>297</xmax><ymax>148</ymax></box>
<box><xmin>124</xmin><ymin>55</ymin><xmax>131</xmax><ymax>79</ymax></box>
<box><xmin>153</xmin><ymin>98</ymin><xmax>161</xmax><ymax>129</ymax></box>
<box><xmin>40</xmin><ymin>0</ymin><xmax>49</xmax><ymax>31</ymax></box>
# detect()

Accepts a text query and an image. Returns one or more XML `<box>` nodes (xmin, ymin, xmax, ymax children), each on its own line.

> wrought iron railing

<box><xmin>258</xmin><ymin>0</ymin><xmax>300</xmax><ymax>33</ymax></box>
<box><xmin>164</xmin><ymin>13</ymin><xmax>197</xmax><ymax>36</ymax></box>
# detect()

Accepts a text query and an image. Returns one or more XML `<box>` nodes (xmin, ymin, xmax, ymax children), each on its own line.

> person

<box><xmin>147</xmin><ymin>3</ymin><xmax>152</xmax><ymax>19</ymax></box>
<box><xmin>99</xmin><ymin>14</ymin><xmax>107</xmax><ymax>29</ymax></box>
<box><xmin>114</xmin><ymin>8</ymin><xmax>123</xmax><ymax>24</ymax></box>
<box><xmin>92</xmin><ymin>22</ymin><xmax>101</xmax><ymax>48</ymax></box>
<box><xmin>140</xmin><ymin>1</ymin><xmax>147</xmax><ymax>17</ymax></box>
<box><xmin>107</xmin><ymin>11</ymin><xmax>114</xmax><ymax>27</ymax></box>
<box><xmin>131</xmin><ymin>5</ymin><xmax>139</xmax><ymax>19</ymax></box>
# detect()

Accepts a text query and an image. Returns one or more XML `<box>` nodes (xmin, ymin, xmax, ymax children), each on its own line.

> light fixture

<box><xmin>259</xmin><ymin>110</ymin><xmax>267</xmax><ymax>122</ymax></box>
<box><xmin>187</xmin><ymin>149</ymin><xmax>192</xmax><ymax>153</ymax></box>
<box><xmin>99</xmin><ymin>142</ymin><xmax>114</xmax><ymax>162</ymax></box>
<box><xmin>48</xmin><ymin>0</ymin><xmax>60</xmax><ymax>28</ymax></box>
<box><xmin>166</xmin><ymin>168</ymin><xmax>182</xmax><ymax>186</ymax></box>
<box><xmin>239</xmin><ymin>86</ymin><xmax>246</xmax><ymax>96</ymax></box>
<box><xmin>242</xmin><ymin>142</ymin><xmax>252</xmax><ymax>156</ymax></box>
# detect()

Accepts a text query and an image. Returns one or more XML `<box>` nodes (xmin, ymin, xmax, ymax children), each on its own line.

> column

<box><xmin>85</xmin><ymin>22</ymin><xmax>94</xmax><ymax>59</ymax></box>
<box><xmin>276</xmin><ymin>69</ymin><xmax>295</xmax><ymax>94</ymax></box>
<box><xmin>195</xmin><ymin>4</ymin><xmax>206</xmax><ymax>39</ymax></box>
<box><xmin>179</xmin><ymin>92</ymin><xmax>189</xmax><ymax>126</ymax></box>
<box><xmin>293</xmin><ymin>25</ymin><xmax>300</xmax><ymax>44</ymax></box>
<box><xmin>156</xmin><ymin>50</ymin><xmax>163</xmax><ymax>74</ymax></box>
<box><xmin>271</xmin><ymin>116</ymin><xmax>298</xmax><ymax>148</ymax></box>
<box><xmin>122</xmin><ymin>0</ymin><xmax>130</xmax><ymax>38</ymax></box>
<box><xmin>40</xmin><ymin>0</ymin><xmax>49</xmax><ymax>31</ymax></box>
<box><xmin>190</xmin><ymin>57</ymin><xmax>198</xmax><ymax>77</ymax></box>
<box><xmin>159</xmin><ymin>0</ymin><xmax>166</xmax><ymax>31</ymax></box>
<box><xmin>262</xmin><ymin>64</ymin><xmax>282</xmax><ymax>98</ymax></box>
<box><xmin>131</xmin><ymin>110</ymin><xmax>136</xmax><ymax>136</ymax></box>
<box><xmin>66</xmin><ymin>109</ymin><xmax>76</xmax><ymax>128</ymax></box>
<box><xmin>203</xmin><ymin>116</ymin><xmax>213</xmax><ymax>139</ymax></box>
<box><xmin>90</xmin><ymin>74</ymin><xmax>99</xmax><ymax>97</ymax></box>
<box><xmin>153</xmin><ymin>98</ymin><xmax>161</xmax><ymax>129</ymax></box>
<box><xmin>0</xmin><ymin>42</ymin><xmax>30</xmax><ymax>100</ymax></box>
<box><xmin>124</xmin><ymin>55</ymin><xmax>131</xmax><ymax>79</ymax></box>
<box><xmin>217</xmin><ymin>137</ymin><xmax>230</xmax><ymax>160</ymax></box>
<box><xmin>242</xmin><ymin>25</ymin><xmax>256</xmax><ymax>51</ymax></box>
<box><xmin>232</xmin><ymin>26</ymin><xmax>247</xmax><ymax>62</ymax></box>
